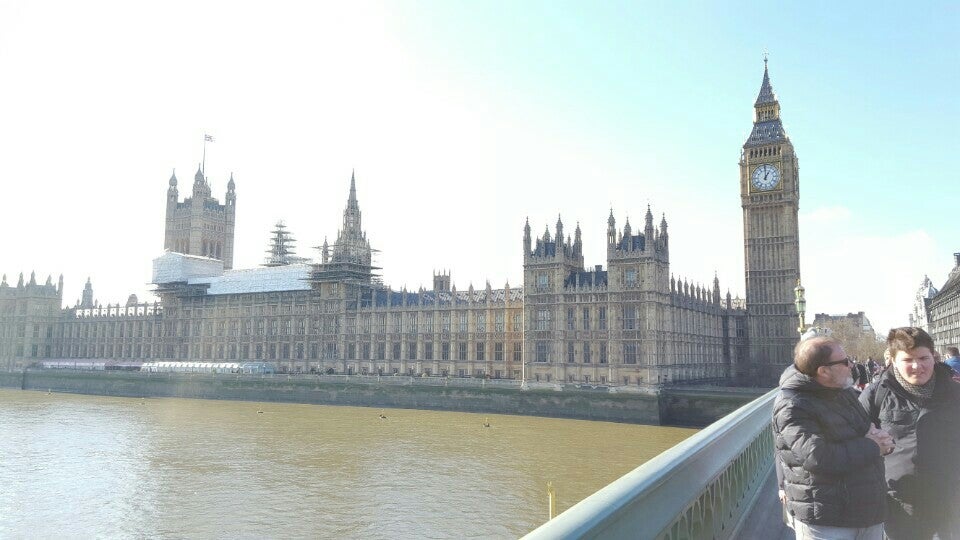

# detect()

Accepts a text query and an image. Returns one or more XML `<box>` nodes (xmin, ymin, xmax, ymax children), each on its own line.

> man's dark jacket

<box><xmin>860</xmin><ymin>363</ymin><xmax>960</xmax><ymax>537</ymax></box>
<box><xmin>773</xmin><ymin>365</ymin><xmax>886</xmax><ymax>527</ymax></box>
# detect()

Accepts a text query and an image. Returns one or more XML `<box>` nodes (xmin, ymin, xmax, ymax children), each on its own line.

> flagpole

<box><xmin>202</xmin><ymin>135</ymin><xmax>207</xmax><ymax>177</ymax></box>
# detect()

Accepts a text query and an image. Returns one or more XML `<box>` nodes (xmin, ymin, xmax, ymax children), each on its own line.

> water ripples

<box><xmin>0</xmin><ymin>389</ymin><xmax>694</xmax><ymax>538</ymax></box>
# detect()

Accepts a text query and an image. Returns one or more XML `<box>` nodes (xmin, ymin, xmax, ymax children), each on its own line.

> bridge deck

<box><xmin>737</xmin><ymin>465</ymin><xmax>792</xmax><ymax>540</ymax></box>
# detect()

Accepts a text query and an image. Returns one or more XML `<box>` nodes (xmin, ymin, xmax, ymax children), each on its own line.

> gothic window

<box><xmin>424</xmin><ymin>342</ymin><xmax>433</xmax><ymax>361</ymax></box>
<box><xmin>423</xmin><ymin>313</ymin><xmax>433</xmax><ymax>333</ymax></box>
<box><xmin>582</xmin><ymin>308</ymin><xmax>590</xmax><ymax>330</ymax></box>
<box><xmin>392</xmin><ymin>342</ymin><xmax>401</xmax><ymax>360</ymax></box>
<box><xmin>458</xmin><ymin>312</ymin><xmax>468</xmax><ymax>333</ymax></box>
<box><xmin>567</xmin><ymin>308</ymin><xmax>575</xmax><ymax>330</ymax></box>
<box><xmin>512</xmin><ymin>313</ymin><xmax>522</xmax><ymax>332</ymax></box>
<box><xmin>536</xmin><ymin>341</ymin><xmax>549</xmax><ymax>363</ymax></box>
<box><xmin>362</xmin><ymin>343</ymin><xmax>370</xmax><ymax>359</ymax></box>
<box><xmin>625</xmin><ymin>343</ymin><xmax>637</xmax><ymax>364</ymax></box>
<box><xmin>622</xmin><ymin>306</ymin><xmax>637</xmax><ymax>330</ymax></box>
<box><xmin>476</xmin><ymin>313</ymin><xmax>486</xmax><ymax>332</ymax></box>
<box><xmin>537</xmin><ymin>273</ymin><xmax>549</xmax><ymax>289</ymax></box>
<box><xmin>407</xmin><ymin>313</ymin><xmax>417</xmax><ymax>333</ymax></box>
<box><xmin>392</xmin><ymin>314</ymin><xmax>402</xmax><ymax>333</ymax></box>
<box><xmin>376</xmin><ymin>315</ymin><xmax>386</xmax><ymax>334</ymax></box>
<box><xmin>441</xmin><ymin>313</ymin><xmax>451</xmax><ymax>332</ymax></box>
<box><xmin>458</xmin><ymin>342</ymin><xmax>467</xmax><ymax>361</ymax></box>
<box><xmin>536</xmin><ymin>309</ymin><xmax>551</xmax><ymax>331</ymax></box>
<box><xmin>494</xmin><ymin>342</ymin><xmax>504</xmax><ymax>362</ymax></box>
<box><xmin>476</xmin><ymin>342</ymin><xmax>485</xmax><ymax>361</ymax></box>
<box><xmin>495</xmin><ymin>312</ymin><xmax>504</xmax><ymax>332</ymax></box>
<box><xmin>583</xmin><ymin>343</ymin><xmax>591</xmax><ymax>363</ymax></box>
<box><xmin>598</xmin><ymin>307</ymin><xmax>607</xmax><ymax>330</ymax></box>
<box><xmin>441</xmin><ymin>343</ymin><xmax>450</xmax><ymax>361</ymax></box>
<box><xmin>600</xmin><ymin>344</ymin><xmax>608</xmax><ymax>364</ymax></box>
<box><xmin>376</xmin><ymin>343</ymin><xmax>385</xmax><ymax>360</ymax></box>
<box><xmin>567</xmin><ymin>342</ymin><xmax>575</xmax><ymax>363</ymax></box>
<box><xmin>625</xmin><ymin>269</ymin><xmax>637</xmax><ymax>287</ymax></box>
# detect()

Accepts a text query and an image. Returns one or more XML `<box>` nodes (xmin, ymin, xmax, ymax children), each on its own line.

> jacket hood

<box><xmin>779</xmin><ymin>364</ymin><xmax>833</xmax><ymax>392</ymax></box>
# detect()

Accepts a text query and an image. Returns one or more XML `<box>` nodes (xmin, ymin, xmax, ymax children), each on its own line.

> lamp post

<box><xmin>794</xmin><ymin>278</ymin><xmax>807</xmax><ymax>335</ymax></box>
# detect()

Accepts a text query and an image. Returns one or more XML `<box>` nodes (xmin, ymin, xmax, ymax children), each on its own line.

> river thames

<box><xmin>0</xmin><ymin>389</ymin><xmax>695</xmax><ymax>538</ymax></box>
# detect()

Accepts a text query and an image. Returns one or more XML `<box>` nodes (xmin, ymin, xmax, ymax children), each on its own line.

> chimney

<box><xmin>954</xmin><ymin>252</ymin><xmax>960</xmax><ymax>268</ymax></box>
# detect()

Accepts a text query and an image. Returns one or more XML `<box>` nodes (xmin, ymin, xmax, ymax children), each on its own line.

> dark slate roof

<box><xmin>744</xmin><ymin>119</ymin><xmax>787</xmax><ymax>148</ymax></box>
<box><xmin>933</xmin><ymin>269</ymin><xmax>960</xmax><ymax>303</ymax></box>
<box><xmin>564</xmin><ymin>269</ymin><xmax>608</xmax><ymax>288</ymax></box>
<box><xmin>755</xmin><ymin>66</ymin><xmax>776</xmax><ymax>105</ymax></box>
<box><xmin>534</xmin><ymin>241</ymin><xmax>557</xmax><ymax>257</ymax></box>
<box><xmin>617</xmin><ymin>234</ymin><xmax>645</xmax><ymax>251</ymax></box>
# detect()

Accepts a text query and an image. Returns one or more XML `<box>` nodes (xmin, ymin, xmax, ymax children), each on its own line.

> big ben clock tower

<box><xmin>740</xmin><ymin>59</ymin><xmax>801</xmax><ymax>386</ymax></box>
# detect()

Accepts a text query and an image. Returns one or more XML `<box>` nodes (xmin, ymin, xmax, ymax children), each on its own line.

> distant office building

<box><xmin>928</xmin><ymin>253</ymin><xmax>960</xmax><ymax>351</ymax></box>
<box><xmin>812</xmin><ymin>312</ymin><xmax>875</xmax><ymax>336</ymax></box>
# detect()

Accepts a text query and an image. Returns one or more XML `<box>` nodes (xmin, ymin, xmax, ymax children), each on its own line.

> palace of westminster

<box><xmin>0</xmin><ymin>63</ymin><xmax>805</xmax><ymax>387</ymax></box>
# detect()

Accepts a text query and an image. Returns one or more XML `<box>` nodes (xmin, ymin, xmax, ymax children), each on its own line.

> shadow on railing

<box><xmin>523</xmin><ymin>388</ymin><xmax>778</xmax><ymax>540</ymax></box>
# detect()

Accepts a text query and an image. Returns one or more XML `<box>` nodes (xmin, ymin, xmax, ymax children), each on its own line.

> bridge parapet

<box><xmin>524</xmin><ymin>388</ymin><xmax>777</xmax><ymax>539</ymax></box>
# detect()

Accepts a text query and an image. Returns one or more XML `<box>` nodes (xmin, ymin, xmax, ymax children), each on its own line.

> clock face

<box><xmin>751</xmin><ymin>164</ymin><xmax>780</xmax><ymax>191</ymax></box>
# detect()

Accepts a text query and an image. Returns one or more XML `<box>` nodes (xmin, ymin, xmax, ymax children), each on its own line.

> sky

<box><xmin>0</xmin><ymin>1</ymin><xmax>957</xmax><ymax>335</ymax></box>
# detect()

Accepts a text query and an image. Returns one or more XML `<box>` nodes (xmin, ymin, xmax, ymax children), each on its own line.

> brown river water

<box><xmin>0</xmin><ymin>389</ymin><xmax>695</xmax><ymax>538</ymax></box>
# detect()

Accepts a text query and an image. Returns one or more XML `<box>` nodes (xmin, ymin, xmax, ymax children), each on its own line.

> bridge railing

<box><xmin>523</xmin><ymin>388</ymin><xmax>777</xmax><ymax>540</ymax></box>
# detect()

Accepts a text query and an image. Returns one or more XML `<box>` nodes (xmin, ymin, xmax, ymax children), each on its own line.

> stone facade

<box><xmin>928</xmin><ymin>253</ymin><xmax>960</xmax><ymax>352</ymax></box>
<box><xmin>739</xmin><ymin>60</ymin><xmax>802</xmax><ymax>386</ymax></box>
<box><xmin>164</xmin><ymin>166</ymin><xmax>236</xmax><ymax>269</ymax></box>
<box><xmin>908</xmin><ymin>276</ymin><xmax>938</xmax><ymax>332</ymax></box>
<box><xmin>1</xmin><ymin>62</ymin><xmax>797</xmax><ymax>387</ymax></box>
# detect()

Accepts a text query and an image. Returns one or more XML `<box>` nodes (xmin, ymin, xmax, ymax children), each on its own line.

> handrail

<box><xmin>523</xmin><ymin>388</ymin><xmax>777</xmax><ymax>540</ymax></box>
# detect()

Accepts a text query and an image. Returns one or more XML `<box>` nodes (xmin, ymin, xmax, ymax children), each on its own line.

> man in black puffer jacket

<box><xmin>773</xmin><ymin>336</ymin><xmax>893</xmax><ymax>539</ymax></box>
<box><xmin>860</xmin><ymin>327</ymin><xmax>960</xmax><ymax>540</ymax></box>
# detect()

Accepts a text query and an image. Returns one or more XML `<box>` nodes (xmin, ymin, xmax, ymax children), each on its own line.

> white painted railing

<box><xmin>523</xmin><ymin>388</ymin><xmax>777</xmax><ymax>540</ymax></box>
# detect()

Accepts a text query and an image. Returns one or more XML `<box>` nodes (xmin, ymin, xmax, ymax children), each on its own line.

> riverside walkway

<box><xmin>523</xmin><ymin>388</ymin><xmax>790</xmax><ymax>540</ymax></box>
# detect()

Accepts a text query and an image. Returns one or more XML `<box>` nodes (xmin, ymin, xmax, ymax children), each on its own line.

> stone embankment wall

<box><xmin>0</xmin><ymin>371</ymin><xmax>765</xmax><ymax>426</ymax></box>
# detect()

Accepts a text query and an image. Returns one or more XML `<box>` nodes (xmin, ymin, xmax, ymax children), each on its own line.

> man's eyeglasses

<box><xmin>822</xmin><ymin>358</ymin><xmax>853</xmax><ymax>368</ymax></box>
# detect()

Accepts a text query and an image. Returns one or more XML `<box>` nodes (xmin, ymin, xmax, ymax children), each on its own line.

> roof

<box><xmin>188</xmin><ymin>264</ymin><xmax>312</xmax><ymax>295</ymax></box>
<box><xmin>744</xmin><ymin>119</ymin><xmax>787</xmax><ymax>148</ymax></box>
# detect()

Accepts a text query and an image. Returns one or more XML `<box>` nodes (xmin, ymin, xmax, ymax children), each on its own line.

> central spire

<box><xmin>755</xmin><ymin>57</ymin><xmax>776</xmax><ymax>106</ymax></box>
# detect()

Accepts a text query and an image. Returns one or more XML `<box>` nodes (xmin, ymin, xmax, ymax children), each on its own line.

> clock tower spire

<box><xmin>740</xmin><ymin>58</ymin><xmax>802</xmax><ymax>386</ymax></box>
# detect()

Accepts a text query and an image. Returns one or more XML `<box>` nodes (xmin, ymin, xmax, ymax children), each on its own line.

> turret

<box><xmin>226</xmin><ymin>172</ymin><xmax>236</xmax><ymax>206</ymax></box>
<box><xmin>713</xmin><ymin>273</ymin><xmax>721</xmax><ymax>304</ymax></box>
<box><xmin>80</xmin><ymin>277</ymin><xmax>95</xmax><ymax>309</ymax></box>
<box><xmin>168</xmin><ymin>169</ymin><xmax>178</xmax><ymax>203</ymax></box>
<box><xmin>555</xmin><ymin>215</ymin><xmax>564</xmax><ymax>252</ymax></box>
<box><xmin>523</xmin><ymin>217</ymin><xmax>532</xmax><ymax>255</ymax></box>
<box><xmin>573</xmin><ymin>222</ymin><xmax>582</xmax><ymax>257</ymax></box>
<box><xmin>607</xmin><ymin>209</ymin><xmax>616</xmax><ymax>246</ymax></box>
<box><xmin>644</xmin><ymin>204</ymin><xmax>655</xmax><ymax>239</ymax></box>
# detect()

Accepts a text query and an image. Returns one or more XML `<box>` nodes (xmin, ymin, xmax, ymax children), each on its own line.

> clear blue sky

<box><xmin>0</xmin><ymin>1</ymin><xmax>956</xmax><ymax>334</ymax></box>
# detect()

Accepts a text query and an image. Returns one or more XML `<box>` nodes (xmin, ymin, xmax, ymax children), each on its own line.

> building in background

<box><xmin>2</xmin><ymin>62</ymin><xmax>800</xmax><ymax>387</ymax></box>
<box><xmin>908</xmin><ymin>276</ymin><xmax>939</xmax><ymax>332</ymax></box>
<box><xmin>928</xmin><ymin>253</ymin><xmax>960</xmax><ymax>352</ymax></box>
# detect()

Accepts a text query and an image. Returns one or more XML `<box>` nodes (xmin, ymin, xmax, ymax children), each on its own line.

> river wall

<box><xmin>0</xmin><ymin>370</ymin><xmax>765</xmax><ymax>426</ymax></box>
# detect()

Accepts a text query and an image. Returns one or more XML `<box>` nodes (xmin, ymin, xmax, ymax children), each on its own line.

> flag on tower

<box><xmin>204</xmin><ymin>134</ymin><xmax>215</xmax><ymax>142</ymax></box>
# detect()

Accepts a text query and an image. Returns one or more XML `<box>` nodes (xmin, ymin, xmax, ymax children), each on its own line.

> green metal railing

<box><xmin>523</xmin><ymin>388</ymin><xmax>777</xmax><ymax>539</ymax></box>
